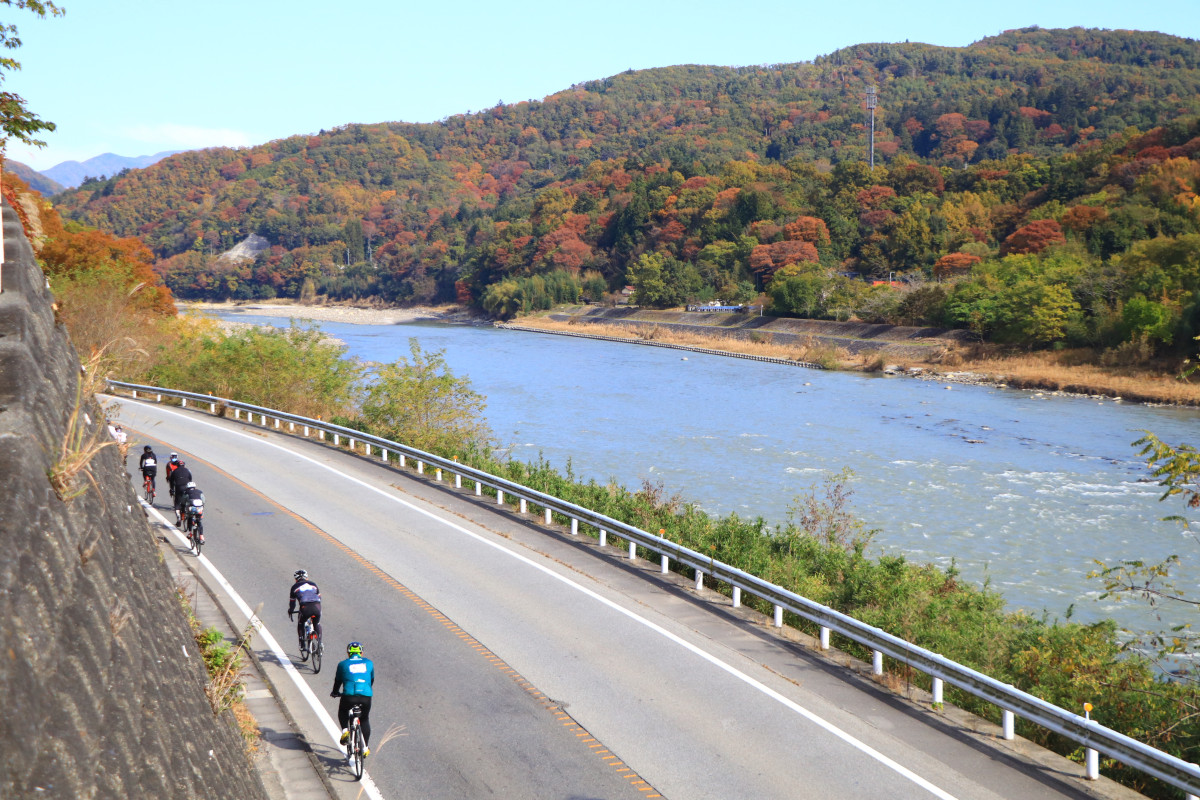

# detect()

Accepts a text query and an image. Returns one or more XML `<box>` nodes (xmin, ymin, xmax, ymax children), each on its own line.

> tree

<box><xmin>0</xmin><ymin>1</ymin><xmax>64</xmax><ymax>150</ymax></box>
<box><xmin>358</xmin><ymin>339</ymin><xmax>492</xmax><ymax>456</ymax></box>
<box><xmin>1000</xmin><ymin>219</ymin><xmax>1066</xmax><ymax>256</ymax></box>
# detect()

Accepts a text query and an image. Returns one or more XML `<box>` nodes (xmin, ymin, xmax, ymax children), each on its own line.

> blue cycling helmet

<box><xmin>346</xmin><ymin>641</ymin><xmax>363</xmax><ymax>657</ymax></box>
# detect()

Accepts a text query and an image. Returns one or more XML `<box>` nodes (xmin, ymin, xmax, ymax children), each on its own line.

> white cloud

<box><xmin>121</xmin><ymin>123</ymin><xmax>254</xmax><ymax>150</ymax></box>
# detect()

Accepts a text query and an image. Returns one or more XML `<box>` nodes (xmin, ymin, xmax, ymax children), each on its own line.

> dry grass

<box><xmin>517</xmin><ymin>317</ymin><xmax>847</xmax><ymax>366</ymax></box>
<box><xmin>948</xmin><ymin>350</ymin><xmax>1200</xmax><ymax>405</ymax></box>
<box><xmin>47</xmin><ymin>379</ymin><xmax>117</xmax><ymax>501</ymax></box>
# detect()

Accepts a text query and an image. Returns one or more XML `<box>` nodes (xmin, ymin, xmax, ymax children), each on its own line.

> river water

<box><xmin>217</xmin><ymin>312</ymin><xmax>1200</xmax><ymax>634</ymax></box>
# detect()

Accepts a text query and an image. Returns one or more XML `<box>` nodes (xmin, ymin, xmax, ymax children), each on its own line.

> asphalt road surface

<box><xmin>112</xmin><ymin>397</ymin><xmax>1115</xmax><ymax>800</ymax></box>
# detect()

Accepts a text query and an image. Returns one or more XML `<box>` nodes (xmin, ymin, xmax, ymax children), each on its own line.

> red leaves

<box><xmin>1000</xmin><ymin>219</ymin><xmax>1065</xmax><ymax>255</ymax></box>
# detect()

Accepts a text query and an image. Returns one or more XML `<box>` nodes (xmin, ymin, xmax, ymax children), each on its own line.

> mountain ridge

<box><xmin>48</xmin><ymin>26</ymin><xmax>1200</xmax><ymax>357</ymax></box>
<box><xmin>43</xmin><ymin>150</ymin><xmax>182</xmax><ymax>188</ymax></box>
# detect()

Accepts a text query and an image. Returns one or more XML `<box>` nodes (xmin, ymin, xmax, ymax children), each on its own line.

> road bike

<box><xmin>143</xmin><ymin>473</ymin><xmax>155</xmax><ymax>504</ymax></box>
<box><xmin>300</xmin><ymin>616</ymin><xmax>323</xmax><ymax>673</ymax></box>
<box><xmin>182</xmin><ymin>500</ymin><xmax>204</xmax><ymax>556</ymax></box>
<box><xmin>346</xmin><ymin>703</ymin><xmax>366</xmax><ymax>780</ymax></box>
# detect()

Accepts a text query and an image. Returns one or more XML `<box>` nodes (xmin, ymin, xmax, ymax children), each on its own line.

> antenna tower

<box><xmin>866</xmin><ymin>85</ymin><xmax>877</xmax><ymax>169</ymax></box>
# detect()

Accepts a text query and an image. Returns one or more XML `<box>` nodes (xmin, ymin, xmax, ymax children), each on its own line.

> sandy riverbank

<box><xmin>178</xmin><ymin>300</ymin><xmax>480</xmax><ymax>327</ymax></box>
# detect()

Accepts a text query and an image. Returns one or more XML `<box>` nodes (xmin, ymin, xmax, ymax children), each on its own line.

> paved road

<box><xmin>113</xmin><ymin>397</ymin><xmax>1124</xmax><ymax>800</ymax></box>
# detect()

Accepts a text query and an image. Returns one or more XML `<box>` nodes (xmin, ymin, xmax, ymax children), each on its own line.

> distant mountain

<box><xmin>54</xmin><ymin>26</ymin><xmax>1200</xmax><ymax>336</ymax></box>
<box><xmin>43</xmin><ymin>151</ymin><xmax>181</xmax><ymax>188</ymax></box>
<box><xmin>3</xmin><ymin>159</ymin><xmax>64</xmax><ymax>196</ymax></box>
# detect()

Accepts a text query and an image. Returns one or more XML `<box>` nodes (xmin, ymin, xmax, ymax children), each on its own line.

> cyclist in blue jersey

<box><xmin>331</xmin><ymin>641</ymin><xmax>375</xmax><ymax>756</ymax></box>
<box><xmin>287</xmin><ymin>569</ymin><xmax>323</xmax><ymax>654</ymax></box>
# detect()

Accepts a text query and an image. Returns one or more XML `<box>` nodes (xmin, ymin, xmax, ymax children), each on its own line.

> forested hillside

<box><xmin>55</xmin><ymin>27</ymin><xmax>1200</xmax><ymax>355</ymax></box>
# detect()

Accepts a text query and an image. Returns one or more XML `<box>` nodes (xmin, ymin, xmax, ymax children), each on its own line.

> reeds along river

<box><xmin>219</xmin><ymin>312</ymin><xmax>1200</xmax><ymax>636</ymax></box>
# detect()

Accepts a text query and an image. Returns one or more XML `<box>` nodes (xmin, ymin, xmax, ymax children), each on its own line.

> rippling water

<box><xmin>218</xmin><ymin>313</ymin><xmax>1200</xmax><ymax>633</ymax></box>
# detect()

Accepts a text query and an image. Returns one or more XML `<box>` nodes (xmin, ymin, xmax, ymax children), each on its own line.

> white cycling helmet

<box><xmin>186</xmin><ymin>481</ymin><xmax>197</xmax><ymax>489</ymax></box>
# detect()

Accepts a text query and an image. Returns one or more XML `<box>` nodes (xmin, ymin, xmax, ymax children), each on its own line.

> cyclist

<box><xmin>139</xmin><ymin>445</ymin><xmax>158</xmax><ymax>493</ymax></box>
<box><xmin>331</xmin><ymin>642</ymin><xmax>375</xmax><ymax>757</ymax></box>
<box><xmin>176</xmin><ymin>484</ymin><xmax>205</xmax><ymax>534</ymax></box>
<box><xmin>165</xmin><ymin>453</ymin><xmax>181</xmax><ymax>498</ymax></box>
<box><xmin>288</xmin><ymin>569</ymin><xmax>323</xmax><ymax>655</ymax></box>
<box><xmin>170</xmin><ymin>460</ymin><xmax>194</xmax><ymax>523</ymax></box>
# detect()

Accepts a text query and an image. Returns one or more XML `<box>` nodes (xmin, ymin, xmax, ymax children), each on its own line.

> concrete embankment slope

<box><xmin>550</xmin><ymin>305</ymin><xmax>975</xmax><ymax>358</ymax></box>
<box><xmin>0</xmin><ymin>201</ymin><xmax>267</xmax><ymax>799</ymax></box>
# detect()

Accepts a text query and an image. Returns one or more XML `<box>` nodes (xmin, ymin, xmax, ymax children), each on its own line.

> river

<box><xmin>216</xmin><ymin>312</ymin><xmax>1200</xmax><ymax>635</ymax></box>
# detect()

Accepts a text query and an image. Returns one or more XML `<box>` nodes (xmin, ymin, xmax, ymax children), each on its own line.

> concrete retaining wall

<box><xmin>0</xmin><ymin>200</ymin><xmax>267</xmax><ymax>799</ymax></box>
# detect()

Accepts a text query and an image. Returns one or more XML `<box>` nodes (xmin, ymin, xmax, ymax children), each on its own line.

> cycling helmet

<box><xmin>177</xmin><ymin>460</ymin><xmax>186</xmax><ymax>468</ymax></box>
<box><xmin>143</xmin><ymin>445</ymin><xmax>152</xmax><ymax>452</ymax></box>
<box><xmin>294</xmin><ymin>569</ymin><xmax>308</xmax><ymax>581</ymax></box>
<box><xmin>186</xmin><ymin>481</ymin><xmax>197</xmax><ymax>489</ymax></box>
<box><xmin>346</xmin><ymin>642</ymin><xmax>363</xmax><ymax>657</ymax></box>
<box><xmin>169</xmin><ymin>453</ymin><xmax>179</xmax><ymax>461</ymax></box>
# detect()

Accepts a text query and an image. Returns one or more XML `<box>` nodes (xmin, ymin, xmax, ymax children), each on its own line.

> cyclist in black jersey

<box><xmin>288</xmin><ymin>569</ymin><xmax>323</xmax><ymax>654</ymax></box>
<box><xmin>139</xmin><ymin>446</ymin><xmax>158</xmax><ymax>492</ymax></box>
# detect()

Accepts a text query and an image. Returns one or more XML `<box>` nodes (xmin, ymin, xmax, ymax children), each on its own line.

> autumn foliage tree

<box><xmin>1000</xmin><ymin>219</ymin><xmax>1066</xmax><ymax>256</ymax></box>
<box><xmin>933</xmin><ymin>252</ymin><xmax>982</xmax><ymax>280</ymax></box>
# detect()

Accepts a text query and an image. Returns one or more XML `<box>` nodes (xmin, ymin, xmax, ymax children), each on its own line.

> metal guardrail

<box><xmin>108</xmin><ymin>378</ymin><xmax>1200</xmax><ymax>797</ymax></box>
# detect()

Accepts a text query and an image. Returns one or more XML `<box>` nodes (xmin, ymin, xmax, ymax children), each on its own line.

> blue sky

<box><xmin>5</xmin><ymin>0</ymin><xmax>1200</xmax><ymax>171</ymax></box>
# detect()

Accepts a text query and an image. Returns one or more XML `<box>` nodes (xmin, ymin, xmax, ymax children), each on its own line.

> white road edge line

<box><xmin>142</xmin><ymin>499</ymin><xmax>385</xmax><ymax>800</ymax></box>
<box><xmin>122</xmin><ymin>397</ymin><xmax>961</xmax><ymax>800</ymax></box>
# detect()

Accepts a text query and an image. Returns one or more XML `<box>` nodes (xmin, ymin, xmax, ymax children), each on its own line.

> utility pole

<box><xmin>866</xmin><ymin>85</ymin><xmax>878</xmax><ymax>170</ymax></box>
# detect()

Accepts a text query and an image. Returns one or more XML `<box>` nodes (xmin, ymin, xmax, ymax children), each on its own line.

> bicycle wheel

<box><xmin>311</xmin><ymin>633</ymin><xmax>322</xmax><ymax>673</ymax></box>
<box><xmin>351</xmin><ymin>722</ymin><xmax>365</xmax><ymax>780</ymax></box>
<box><xmin>190</xmin><ymin>521</ymin><xmax>202</xmax><ymax>556</ymax></box>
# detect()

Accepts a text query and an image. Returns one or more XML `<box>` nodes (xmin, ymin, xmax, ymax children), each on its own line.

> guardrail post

<box><xmin>628</xmin><ymin>540</ymin><xmax>636</xmax><ymax>559</ymax></box>
<box><xmin>773</xmin><ymin>605</ymin><xmax>783</xmax><ymax>628</ymax></box>
<box><xmin>334</xmin><ymin>433</ymin><xmax>340</xmax><ymax>445</ymax></box>
<box><xmin>235</xmin><ymin>408</ymin><xmax>240</xmax><ymax>419</ymax></box>
<box><xmin>475</xmin><ymin>481</ymin><xmax>481</xmax><ymax>496</ymax></box>
<box><xmin>544</xmin><ymin>508</ymin><xmax>551</xmax><ymax>524</ymax></box>
<box><xmin>133</xmin><ymin>390</ymin><xmax>138</xmax><ymax>398</ymax></box>
<box><xmin>319</xmin><ymin>430</ymin><xmax>325</xmax><ymax>441</ymax></box>
<box><xmin>519</xmin><ymin>498</ymin><xmax>526</xmax><ymax>514</ymax></box>
<box><xmin>156</xmin><ymin>394</ymin><xmax>161</xmax><ymax>402</ymax></box>
<box><xmin>382</xmin><ymin>448</ymin><xmax>388</xmax><ymax>461</ymax></box>
<box><xmin>570</xmin><ymin>518</ymin><xmax>578</xmax><ymax>535</ymax></box>
<box><xmin>661</xmin><ymin>554</ymin><xmax>669</xmax><ymax>574</ymax></box>
<box><xmin>497</xmin><ymin>490</ymin><xmax>504</xmax><ymax>505</ymax></box>
<box><xmin>932</xmin><ymin>678</ymin><xmax>943</xmax><ymax>705</ymax></box>
<box><xmin>181</xmin><ymin>398</ymin><xmax>187</xmax><ymax>408</ymax></box>
<box><xmin>820</xmin><ymin>627</ymin><xmax>830</xmax><ymax>650</ymax></box>
<box><xmin>210</xmin><ymin>402</ymin><xmax>216</xmax><ymax>413</ymax></box>
<box><xmin>275</xmin><ymin>418</ymin><xmax>280</xmax><ymax>429</ymax></box>
<box><xmin>1084</xmin><ymin>747</ymin><xmax>1098</xmax><ymax>779</ymax></box>
<box><xmin>289</xmin><ymin>421</ymin><xmax>294</xmax><ymax>431</ymax></box>
<box><xmin>873</xmin><ymin>651</ymin><xmax>884</xmax><ymax>676</ymax></box>
<box><xmin>732</xmin><ymin>587</ymin><xmax>741</xmax><ymax>608</ymax></box>
<box><xmin>261</xmin><ymin>413</ymin><xmax>267</xmax><ymax>426</ymax></box>
<box><xmin>455</xmin><ymin>474</ymin><xmax>461</xmax><ymax>488</ymax></box>
<box><xmin>1002</xmin><ymin>710</ymin><xmax>1015</xmax><ymax>740</ymax></box>
<box><xmin>599</xmin><ymin>529</ymin><xmax>607</xmax><ymax>547</ymax></box>
<box><xmin>695</xmin><ymin>570</ymin><xmax>703</xmax><ymax>590</ymax></box>
<box><xmin>418</xmin><ymin>461</ymin><xmax>424</xmax><ymax>474</ymax></box>
<box><xmin>399</xmin><ymin>454</ymin><xmax>405</xmax><ymax>467</ymax></box>
<box><xmin>349</xmin><ymin>437</ymin><xmax>355</xmax><ymax>449</ymax></box>
<box><xmin>303</xmin><ymin>425</ymin><xmax>309</xmax><ymax>436</ymax></box>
